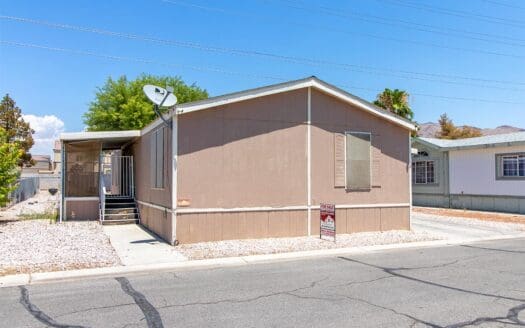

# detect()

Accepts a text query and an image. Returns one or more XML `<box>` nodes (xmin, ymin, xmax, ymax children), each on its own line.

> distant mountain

<box><xmin>417</xmin><ymin>122</ymin><xmax>524</xmax><ymax>138</ymax></box>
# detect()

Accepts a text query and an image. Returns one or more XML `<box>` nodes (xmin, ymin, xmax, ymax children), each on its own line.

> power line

<box><xmin>481</xmin><ymin>0</ymin><xmax>525</xmax><ymax>10</ymax></box>
<box><xmin>4</xmin><ymin>14</ymin><xmax>524</xmax><ymax>90</ymax></box>
<box><xmin>161</xmin><ymin>0</ymin><xmax>525</xmax><ymax>60</ymax></box>
<box><xmin>266</xmin><ymin>0</ymin><xmax>525</xmax><ymax>45</ymax></box>
<box><xmin>380</xmin><ymin>0</ymin><xmax>525</xmax><ymax>27</ymax></box>
<box><xmin>2</xmin><ymin>40</ymin><xmax>525</xmax><ymax>106</ymax></box>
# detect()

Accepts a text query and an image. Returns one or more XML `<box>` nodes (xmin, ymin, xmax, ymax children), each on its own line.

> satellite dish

<box><xmin>143</xmin><ymin>85</ymin><xmax>177</xmax><ymax>107</ymax></box>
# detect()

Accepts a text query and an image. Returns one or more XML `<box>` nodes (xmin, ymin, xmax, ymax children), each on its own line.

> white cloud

<box><xmin>22</xmin><ymin>114</ymin><xmax>65</xmax><ymax>157</ymax></box>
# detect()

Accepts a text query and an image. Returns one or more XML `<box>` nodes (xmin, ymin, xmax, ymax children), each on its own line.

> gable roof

<box><xmin>414</xmin><ymin>131</ymin><xmax>525</xmax><ymax>150</ymax></box>
<box><xmin>174</xmin><ymin>76</ymin><xmax>416</xmax><ymax>131</ymax></box>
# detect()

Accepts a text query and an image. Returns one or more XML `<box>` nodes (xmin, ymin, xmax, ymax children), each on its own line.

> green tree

<box><xmin>437</xmin><ymin>113</ymin><xmax>482</xmax><ymax>139</ymax></box>
<box><xmin>84</xmin><ymin>74</ymin><xmax>208</xmax><ymax>131</ymax></box>
<box><xmin>0</xmin><ymin>127</ymin><xmax>22</xmax><ymax>206</ymax></box>
<box><xmin>373</xmin><ymin>88</ymin><xmax>414</xmax><ymax>120</ymax></box>
<box><xmin>0</xmin><ymin>95</ymin><xmax>34</xmax><ymax>166</ymax></box>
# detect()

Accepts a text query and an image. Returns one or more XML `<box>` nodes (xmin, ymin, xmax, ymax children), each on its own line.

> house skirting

<box><xmin>175</xmin><ymin>205</ymin><xmax>410</xmax><ymax>244</ymax></box>
<box><xmin>63</xmin><ymin>197</ymin><xmax>100</xmax><ymax>220</ymax></box>
<box><xmin>136</xmin><ymin>202</ymin><xmax>175</xmax><ymax>245</ymax></box>
<box><xmin>413</xmin><ymin>193</ymin><xmax>525</xmax><ymax>214</ymax></box>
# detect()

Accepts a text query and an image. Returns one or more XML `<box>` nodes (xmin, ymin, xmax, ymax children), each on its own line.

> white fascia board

<box><xmin>60</xmin><ymin>130</ymin><xmax>140</xmax><ymax>141</ymax></box>
<box><xmin>177</xmin><ymin>80</ymin><xmax>313</xmax><ymax>114</ymax></box>
<box><xmin>176</xmin><ymin>77</ymin><xmax>416</xmax><ymax>131</ymax></box>
<box><xmin>311</xmin><ymin>80</ymin><xmax>416</xmax><ymax>131</ymax></box>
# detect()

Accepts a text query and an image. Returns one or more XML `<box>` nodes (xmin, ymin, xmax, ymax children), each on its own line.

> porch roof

<box><xmin>60</xmin><ymin>130</ymin><xmax>141</xmax><ymax>149</ymax></box>
<box><xmin>60</xmin><ymin>130</ymin><xmax>140</xmax><ymax>141</ymax></box>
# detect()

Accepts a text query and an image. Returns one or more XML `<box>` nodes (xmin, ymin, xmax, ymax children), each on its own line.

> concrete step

<box><xmin>101</xmin><ymin>218</ymin><xmax>139</xmax><ymax>225</ymax></box>
<box><xmin>103</xmin><ymin>213</ymin><xmax>139</xmax><ymax>221</ymax></box>
<box><xmin>105</xmin><ymin>202</ymin><xmax>136</xmax><ymax>209</ymax></box>
<box><xmin>105</xmin><ymin>207</ymin><xmax>137</xmax><ymax>215</ymax></box>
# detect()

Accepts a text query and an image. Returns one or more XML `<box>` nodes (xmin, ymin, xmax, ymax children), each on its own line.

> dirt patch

<box><xmin>0</xmin><ymin>191</ymin><xmax>59</xmax><ymax>222</ymax></box>
<box><xmin>413</xmin><ymin>207</ymin><xmax>525</xmax><ymax>224</ymax></box>
<box><xmin>0</xmin><ymin>220</ymin><xmax>120</xmax><ymax>276</ymax></box>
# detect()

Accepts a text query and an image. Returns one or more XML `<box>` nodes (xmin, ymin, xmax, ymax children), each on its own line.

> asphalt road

<box><xmin>1</xmin><ymin>238</ymin><xmax>524</xmax><ymax>328</ymax></box>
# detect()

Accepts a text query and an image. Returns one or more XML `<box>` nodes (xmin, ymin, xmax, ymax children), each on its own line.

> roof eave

<box><xmin>176</xmin><ymin>76</ymin><xmax>417</xmax><ymax>131</ymax></box>
<box><xmin>60</xmin><ymin>130</ymin><xmax>141</xmax><ymax>142</ymax></box>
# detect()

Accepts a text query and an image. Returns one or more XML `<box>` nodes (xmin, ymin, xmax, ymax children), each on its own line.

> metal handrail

<box><xmin>99</xmin><ymin>158</ymin><xmax>105</xmax><ymax>222</ymax></box>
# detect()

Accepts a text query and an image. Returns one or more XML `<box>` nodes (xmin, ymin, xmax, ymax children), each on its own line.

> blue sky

<box><xmin>1</xmin><ymin>0</ymin><xmax>525</xmax><ymax>154</ymax></box>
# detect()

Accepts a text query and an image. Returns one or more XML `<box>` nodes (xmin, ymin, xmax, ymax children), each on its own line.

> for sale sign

<box><xmin>320</xmin><ymin>203</ymin><xmax>336</xmax><ymax>242</ymax></box>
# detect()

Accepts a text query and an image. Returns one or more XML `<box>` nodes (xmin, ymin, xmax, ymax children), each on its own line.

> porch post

<box><xmin>59</xmin><ymin>141</ymin><xmax>66</xmax><ymax>222</ymax></box>
<box><xmin>171</xmin><ymin>115</ymin><xmax>178</xmax><ymax>245</ymax></box>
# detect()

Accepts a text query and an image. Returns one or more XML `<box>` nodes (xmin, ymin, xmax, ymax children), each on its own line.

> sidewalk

<box><xmin>1</xmin><ymin>233</ymin><xmax>523</xmax><ymax>288</ymax></box>
<box><xmin>103</xmin><ymin>224</ymin><xmax>186</xmax><ymax>265</ymax></box>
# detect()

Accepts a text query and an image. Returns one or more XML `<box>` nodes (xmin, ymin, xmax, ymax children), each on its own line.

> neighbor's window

<box><xmin>412</xmin><ymin>160</ymin><xmax>435</xmax><ymax>184</ymax></box>
<box><xmin>150</xmin><ymin>128</ymin><xmax>165</xmax><ymax>188</ymax></box>
<box><xmin>345</xmin><ymin>132</ymin><xmax>371</xmax><ymax>190</ymax></box>
<box><xmin>498</xmin><ymin>153</ymin><xmax>525</xmax><ymax>178</ymax></box>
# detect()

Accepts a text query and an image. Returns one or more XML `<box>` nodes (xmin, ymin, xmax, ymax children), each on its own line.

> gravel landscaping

<box><xmin>177</xmin><ymin>230</ymin><xmax>439</xmax><ymax>260</ymax></box>
<box><xmin>0</xmin><ymin>220</ymin><xmax>120</xmax><ymax>276</ymax></box>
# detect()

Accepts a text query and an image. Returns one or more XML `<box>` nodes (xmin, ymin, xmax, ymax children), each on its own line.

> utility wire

<box><xmin>3</xmin><ymin>14</ymin><xmax>525</xmax><ymax>89</ymax></box>
<box><xmin>380</xmin><ymin>0</ymin><xmax>525</xmax><ymax>27</ymax></box>
<box><xmin>2</xmin><ymin>40</ymin><xmax>524</xmax><ymax>105</ymax></box>
<box><xmin>161</xmin><ymin>0</ymin><xmax>525</xmax><ymax>60</ymax></box>
<box><xmin>481</xmin><ymin>0</ymin><xmax>525</xmax><ymax>10</ymax></box>
<box><xmin>266</xmin><ymin>0</ymin><xmax>525</xmax><ymax>45</ymax></box>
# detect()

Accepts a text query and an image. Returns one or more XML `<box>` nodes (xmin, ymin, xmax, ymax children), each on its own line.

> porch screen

<box><xmin>65</xmin><ymin>142</ymin><xmax>100</xmax><ymax>197</ymax></box>
<box><xmin>345</xmin><ymin>132</ymin><xmax>371</xmax><ymax>190</ymax></box>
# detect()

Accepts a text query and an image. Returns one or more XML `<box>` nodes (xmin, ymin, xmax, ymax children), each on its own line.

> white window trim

<box><xmin>413</xmin><ymin>160</ymin><xmax>436</xmax><ymax>185</ymax></box>
<box><xmin>498</xmin><ymin>153</ymin><xmax>525</xmax><ymax>179</ymax></box>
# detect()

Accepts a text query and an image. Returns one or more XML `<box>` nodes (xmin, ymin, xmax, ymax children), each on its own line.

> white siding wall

<box><xmin>449</xmin><ymin>145</ymin><xmax>525</xmax><ymax>197</ymax></box>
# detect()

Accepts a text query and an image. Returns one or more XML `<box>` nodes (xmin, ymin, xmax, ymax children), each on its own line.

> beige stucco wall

<box><xmin>130</xmin><ymin>124</ymin><xmax>173</xmax><ymax>240</ymax></box>
<box><xmin>310</xmin><ymin>89</ymin><xmax>411</xmax><ymax>207</ymax></box>
<box><xmin>173</xmin><ymin>87</ymin><xmax>411</xmax><ymax>243</ymax></box>
<box><xmin>177</xmin><ymin>89</ymin><xmax>308</xmax><ymax>208</ymax></box>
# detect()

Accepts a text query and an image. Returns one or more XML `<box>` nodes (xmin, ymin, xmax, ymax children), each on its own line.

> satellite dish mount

<box><xmin>143</xmin><ymin>85</ymin><xmax>178</xmax><ymax>127</ymax></box>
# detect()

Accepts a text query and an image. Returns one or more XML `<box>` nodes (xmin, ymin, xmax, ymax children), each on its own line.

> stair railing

<box><xmin>99</xmin><ymin>156</ymin><xmax>106</xmax><ymax>222</ymax></box>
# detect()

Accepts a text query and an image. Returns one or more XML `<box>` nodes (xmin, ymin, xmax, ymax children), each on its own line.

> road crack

<box><xmin>116</xmin><ymin>277</ymin><xmax>164</xmax><ymax>328</ymax></box>
<box><xmin>338</xmin><ymin>257</ymin><xmax>525</xmax><ymax>302</ymax></box>
<box><xmin>158</xmin><ymin>276</ymin><xmax>331</xmax><ymax>309</ymax></box>
<box><xmin>19</xmin><ymin>286</ymin><xmax>87</xmax><ymax>328</ymax></box>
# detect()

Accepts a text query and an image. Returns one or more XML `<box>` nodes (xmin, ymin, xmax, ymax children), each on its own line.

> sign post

<box><xmin>320</xmin><ymin>203</ymin><xmax>336</xmax><ymax>242</ymax></box>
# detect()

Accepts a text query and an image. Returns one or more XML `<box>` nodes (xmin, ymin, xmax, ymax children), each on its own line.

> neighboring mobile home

<box><xmin>60</xmin><ymin>77</ymin><xmax>416</xmax><ymax>244</ymax></box>
<box><xmin>412</xmin><ymin>132</ymin><xmax>525</xmax><ymax>214</ymax></box>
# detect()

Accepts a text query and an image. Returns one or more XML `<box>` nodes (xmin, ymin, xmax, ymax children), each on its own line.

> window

<box><xmin>412</xmin><ymin>160</ymin><xmax>436</xmax><ymax>184</ymax></box>
<box><xmin>497</xmin><ymin>153</ymin><xmax>525</xmax><ymax>179</ymax></box>
<box><xmin>150</xmin><ymin>128</ymin><xmax>165</xmax><ymax>188</ymax></box>
<box><xmin>345</xmin><ymin>132</ymin><xmax>371</xmax><ymax>190</ymax></box>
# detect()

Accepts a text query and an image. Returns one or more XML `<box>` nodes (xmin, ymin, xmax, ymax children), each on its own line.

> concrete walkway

<box><xmin>103</xmin><ymin>224</ymin><xmax>186</xmax><ymax>265</ymax></box>
<box><xmin>411</xmin><ymin>213</ymin><xmax>525</xmax><ymax>241</ymax></box>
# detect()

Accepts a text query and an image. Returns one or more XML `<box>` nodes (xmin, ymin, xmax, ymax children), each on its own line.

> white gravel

<box><xmin>0</xmin><ymin>220</ymin><xmax>120</xmax><ymax>275</ymax></box>
<box><xmin>177</xmin><ymin>230</ymin><xmax>439</xmax><ymax>260</ymax></box>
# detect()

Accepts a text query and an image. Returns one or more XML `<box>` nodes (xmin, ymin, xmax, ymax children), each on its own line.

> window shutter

<box><xmin>156</xmin><ymin>128</ymin><xmax>164</xmax><ymax>188</ymax></box>
<box><xmin>150</xmin><ymin>131</ymin><xmax>156</xmax><ymax>187</ymax></box>
<box><xmin>371</xmin><ymin>135</ymin><xmax>381</xmax><ymax>187</ymax></box>
<box><xmin>346</xmin><ymin>132</ymin><xmax>371</xmax><ymax>190</ymax></box>
<box><xmin>334</xmin><ymin>133</ymin><xmax>346</xmax><ymax>187</ymax></box>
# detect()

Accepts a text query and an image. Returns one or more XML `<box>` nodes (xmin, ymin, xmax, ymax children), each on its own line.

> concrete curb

<box><xmin>1</xmin><ymin>234</ymin><xmax>523</xmax><ymax>288</ymax></box>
